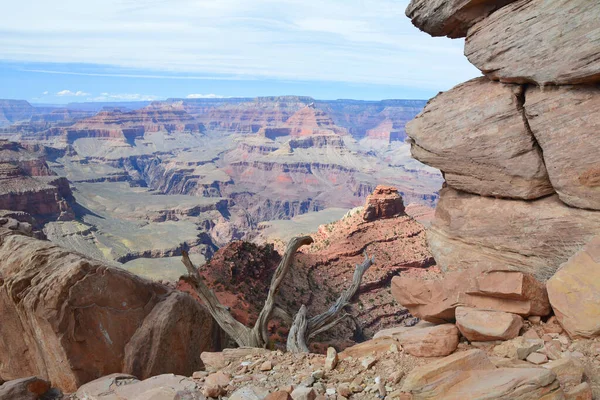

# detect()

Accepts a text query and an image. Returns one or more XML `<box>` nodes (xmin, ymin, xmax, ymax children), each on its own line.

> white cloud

<box><xmin>42</xmin><ymin>91</ymin><xmax>48</xmax><ymax>95</ymax></box>
<box><xmin>1</xmin><ymin>0</ymin><xmax>480</xmax><ymax>91</ymax></box>
<box><xmin>56</xmin><ymin>89</ymin><xmax>90</xmax><ymax>96</ymax></box>
<box><xmin>186</xmin><ymin>94</ymin><xmax>226</xmax><ymax>99</ymax></box>
<box><xmin>91</xmin><ymin>93</ymin><xmax>161</xmax><ymax>101</ymax></box>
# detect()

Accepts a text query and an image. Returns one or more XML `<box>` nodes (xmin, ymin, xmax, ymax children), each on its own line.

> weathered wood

<box><xmin>287</xmin><ymin>252</ymin><xmax>375</xmax><ymax>352</ymax></box>
<box><xmin>182</xmin><ymin>235</ymin><xmax>313</xmax><ymax>348</ymax></box>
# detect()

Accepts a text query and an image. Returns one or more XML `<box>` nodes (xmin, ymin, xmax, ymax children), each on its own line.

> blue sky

<box><xmin>1</xmin><ymin>0</ymin><xmax>481</xmax><ymax>103</ymax></box>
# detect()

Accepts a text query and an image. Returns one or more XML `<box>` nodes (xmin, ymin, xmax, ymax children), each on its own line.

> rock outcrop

<box><xmin>0</xmin><ymin>220</ymin><xmax>223</xmax><ymax>392</ymax></box>
<box><xmin>428</xmin><ymin>187</ymin><xmax>600</xmax><ymax>278</ymax></box>
<box><xmin>404</xmin><ymin>0</ymin><xmax>600</xmax><ymax>287</ymax></box>
<box><xmin>362</xmin><ymin>185</ymin><xmax>405</xmax><ymax>221</ymax></box>
<box><xmin>0</xmin><ymin>140</ymin><xmax>75</xmax><ymax>224</ymax></box>
<box><xmin>406</xmin><ymin>78</ymin><xmax>552</xmax><ymax>199</ymax></box>
<box><xmin>465</xmin><ymin>0</ymin><xmax>600</xmax><ymax>85</ymax></box>
<box><xmin>455</xmin><ymin>307</ymin><xmax>523</xmax><ymax>342</ymax></box>
<box><xmin>547</xmin><ymin>236</ymin><xmax>600</xmax><ymax>339</ymax></box>
<box><xmin>405</xmin><ymin>0</ymin><xmax>517</xmax><ymax>39</ymax></box>
<box><xmin>391</xmin><ymin>266</ymin><xmax>550</xmax><ymax>323</ymax></box>
<box><xmin>525</xmin><ymin>85</ymin><xmax>600</xmax><ymax>210</ymax></box>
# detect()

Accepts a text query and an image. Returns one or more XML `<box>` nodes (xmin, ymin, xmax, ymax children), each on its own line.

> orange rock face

<box><xmin>362</xmin><ymin>185</ymin><xmax>406</xmax><ymax>221</ymax></box>
<box><xmin>391</xmin><ymin>267</ymin><xmax>551</xmax><ymax>323</ymax></box>
<box><xmin>0</xmin><ymin>222</ymin><xmax>223</xmax><ymax>392</ymax></box>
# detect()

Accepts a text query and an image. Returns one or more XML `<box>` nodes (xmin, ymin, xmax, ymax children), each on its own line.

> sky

<box><xmin>0</xmin><ymin>0</ymin><xmax>481</xmax><ymax>103</ymax></box>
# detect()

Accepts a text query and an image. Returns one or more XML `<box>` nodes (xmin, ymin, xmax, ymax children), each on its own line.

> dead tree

<box><xmin>287</xmin><ymin>252</ymin><xmax>375</xmax><ymax>352</ymax></box>
<box><xmin>181</xmin><ymin>235</ymin><xmax>313</xmax><ymax>348</ymax></box>
<box><xmin>181</xmin><ymin>235</ymin><xmax>375</xmax><ymax>351</ymax></box>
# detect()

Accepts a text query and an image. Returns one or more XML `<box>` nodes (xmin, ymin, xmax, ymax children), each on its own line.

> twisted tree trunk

<box><xmin>181</xmin><ymin>235</ymin><xmax>313</xmax><ymax>348</ymax></box>
<box><xmin>286</xmin><ymin>251</ymin><xmax>375</xmax><ymax>352</ymax></box>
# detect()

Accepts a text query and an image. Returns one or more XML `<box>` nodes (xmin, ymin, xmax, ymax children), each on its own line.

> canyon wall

<box><xmin>405</xmin><ymin>0</ymin><xmax>600</xmax><ymax>277</ymax></box>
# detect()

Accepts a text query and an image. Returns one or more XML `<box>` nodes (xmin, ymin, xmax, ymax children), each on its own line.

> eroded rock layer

<box><xmin>0</xmin><ymin>221</ymin><xmax>223</xmax><ymax>392</ymax></box>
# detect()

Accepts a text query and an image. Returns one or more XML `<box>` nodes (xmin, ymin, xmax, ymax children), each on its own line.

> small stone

<box><xmin>205</xmin><ymin>371</ymin><xmax>231</xmax><ymax>387</ymax></box>
<box><xmin>337</xmin><ymin>383</ymin><xmax>351</xmax><ymax>397</ymax></box>
<box><xmin>528</xmin><ymin>316</ymin><xmax>541</xmax><ymax>324</ymax></box>
<box><xmin>202</xmin><ymin>384</ymin><xmax>223</xmax><ymax>398</ymax></box>
<box><xmin>192</xmin><ymin>371</ymin><xmax>208</xmax><ymax>379</ymax></box>
<box><xmin>301</xmin><ymin>376</ymin><xmax>315</xmax><ymax>387</ymax></box>
<box><xmin>542</xmin><ymin>316</ymin><xmax>564</xmax><ymax>334</ymax></box>
<box><xmin>313</xmin><ymin>382</ymin><xmax>325</xmax><ymax>395</ymax></box>
<box><xmin>361</xmin><ymin>357</ymin><xmax>377</xmax><ymax>369</ymax></box>
<box><xmin>544</xmin><ymin>341</ymin><xmax>563</xmax><ymax>360</ymax></box>
<box><xmin>350</xmin><ymin>377</ymin><xmax>363</xmax><ymax>393</ymax></box>
<box><xmin>493</xmin><ymin>337</ymin><xmax>543</xmax><ymax>360</ymax></box>
<box><xmin>291</xmin><ymin>386</ymin><xmax>317</xmax><ymax>400</ymax></box>
<box><xmin>376</xmin><ymin>376</ymin><xmax>386</xmax><ymax>397</ymax></box>
<box><xmin>260</xmin><ymin>360</ymin><xmax>273</xmax><ymax>371</ymax></box>
<box><xmin>388</xmin><ymin>371</ymin><xmax>404</xmax><ymax>385</ymax></box>
<box><xmin>325</xmin><ymin>347</ymin><xmax>338</xmax><ymax>371</ymax></box>
<box><xmin>558</xmin><ymin>335</ymin><xmax>570</xmax><ymax>346</ymax></box>
<box><xmin>522</xmin><ymin>329</ymin><xmax>541</xmax><ymax>340</ymax></box>
<box><xmin>311</xmin><ymin>370</ymin><xmax>324</xmax><ymax>380</ymax></box>
<box><xmin>280</xmin><ymin>385</ymin><xmax>294</xmax><ymax>393</ymax></box>
<box><xmin>526</xmin><ymin>352</ymin><xmax>548</xmax><ymax>365</ymax></box>
<box><xmin>266</xmin><ymin>391</ymin><xmax>293</xmax><ymax>400</ymax></box>
<box><xmin>325</xmin><ymin>388</ymin><xmax>336</xmax><ymax>396</ymax></box>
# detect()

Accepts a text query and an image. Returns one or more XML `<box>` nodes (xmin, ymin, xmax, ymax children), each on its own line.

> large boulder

<box><xmin>394</xmin><ymin>324</ymin><xmax>459</xmax><ymax>357</ymax></box>
<box><xmin>406</xmin><ymin>78</ymin><xmax>552</xmax><ymax>200</ymax></box>
<box><xmin>405</xmin><ymin>0</ymin><xmax>517</xmax><ymax>39</ymax></box>
<box><xmin>546</xmin><ymin>236</ymin><xmax>600</xmax><ymax>338</ymax></box>
<box><xmin>428</xmin><ymin>187</ymin><xmax>600</xmax><ymax>279</ymax></box>
<box><xmin>0</xmin><ymin>377</ymin><xmax>51</xmax><ymax>400</ymax></box>
<box><xmin>465</xmin><ymin>0</ymin><xmax>600</xmax><ymax>85</ymax></box>
<box><xmin>455</xmin><ymin>307</ymin><xmax>523</xmax><ymax>341</ymax></box>
<box><xmin>400</xmin><ymin>349</ymin><xmax>563</xmax><ymax>399</ymax></box>
<box><xmin>525</xmin><ymin>85</ymin><xmax>600</xmax><ymax>210</ymax></box>
<box><xmin>391</xmin><ymin>266</ymin><xmax>550</xmax><ymax>323</ymax></box>
<box><xmin>0</xmin><ymin>224</ymin><xmax>223</xmax><ymax>392</ymax></box>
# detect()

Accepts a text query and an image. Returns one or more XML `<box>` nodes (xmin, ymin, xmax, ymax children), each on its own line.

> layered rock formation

<box><xmin>362</xmin><ymin>185</ymin><xmax>405</xmax><ymax>221</ymax></box>
<box><xmin>0</xmin><ymin>218</ymin><xmax>223</xmax><ymax>392</ymax></box>
<box><xmin>0</xmin><ymin>99</ymin><xmax>35</xmax><ymax>127</ymax></box>
<box><xmin>405</xmin><ymin>0</ymin><xmax>600</xmax><ymax>277</ymax></box>
<box><xmin>0</xmin><ymin>140</ymin><xmax>74</xmax><ymax>224</ymax></box>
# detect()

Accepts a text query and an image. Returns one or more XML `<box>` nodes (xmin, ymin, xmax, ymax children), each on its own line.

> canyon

<box><xmin>0</xmin><ymin>96</ymin><xmax>440</xmax><ymax>279</ymax></box>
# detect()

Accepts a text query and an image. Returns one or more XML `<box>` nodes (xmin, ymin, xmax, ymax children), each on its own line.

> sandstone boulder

<box><xmin>0</xmin><ymin>227</ymin><xmax>222</xmax><ymax>392</ymax></box>
<box><xmin>455</xmin><ymin>307</ymin><xmax>523</xmax><ymax>341</ymax></box>
<box><xmin>543</xmin><ymin>358</ymin><xmax>584</xmax><ymax>389</ymax></box>
<box><xmin>493</xmin><ymin>337</ymin><xmax>544</xmax><ymax>360</ymax></box>
<box><xmin>546</xmin><ymin>236</ymin><xmax>600</xmax><ymax>338</ymax></box>
<box><xmin>391</xmin><ymin>266</ymin><xmax>550</xmax><ymax>323</ymax></box>
<box><xmin>74</xmin><ymin>373</ymin><xmax>203</xmax><ymax>400</ymax></box>
<box><xmin>465</xmin><ymin>0</ymin><xmax>600</xmax><ymax>85</ymax></box>
<box><xmin>400</xmin><ymin>349</ymin><xmax>563</xmax><ymax>399</ymax></box>
<box><xmin>428</xmin><ymin>187</ymin><xmax>600</xmax><ymax>279</ymax></box>
<box><xmin>0</xmin><ymin>377</ymin><xmax>51</xmax><ymax>400</ymax></box>
<box><xmin>406</xmin><ymin>78</ymin><xmax>552</xmax><ymax>199</ymax></box>
<box><xmin>362</xmin><ymin>185</ymin><xmax>405</xmax><ymax>221</ymax></box>
<box><xmin>405</xmin><ymin>0</ymin><xmax>517</xmax><ymax>38</ymax></box>
<box><xmin>394</xmin><ymin>324</ymin><xmax>459</xmax><ymax>357</ymax></box>
<box><xmin>525</xmin><ymin>85</ymin><xmax>600</xmax><ymax>210</ymax></box>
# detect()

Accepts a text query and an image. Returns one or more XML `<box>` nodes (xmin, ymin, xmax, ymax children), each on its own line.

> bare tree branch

<box><xmin>182</xmin><ymin>236</ymin><xmax>313</xmax><ymax>348</ymax></box>
<box><xmin>287</xmin><ymin>305</ymin><xmax>309</xmax><ymax>353</ymax></box>
<box><xmin>252</xmin><ymin>235</ymin><xmax>313</xmax><ymax>345</ymax></box>
<box><xmin>287</xmin><ymin>251</ymin><xmax>375</xmax><ymax>352</ymax></box>
<box><xmin>181</xmin><ymin>250</ymin><xmax>255</xmax><ymax>346</ymax></box>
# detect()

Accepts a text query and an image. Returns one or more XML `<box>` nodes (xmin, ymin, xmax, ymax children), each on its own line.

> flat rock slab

<box><xmin>466</xmin><ymin>0</ymin><xmax>600</xmax><ymax>85</ymax></box>
<box><xmin>428</xmin><ymin>187</ymin><xmax>600</xmax><ymax>279</ymax></box>
<box><xmin>394</xmin><ymin>324</ymin><xmax>459</xmax><ymax>357</ymax></box>
<box><xmin>547</xmin><ymin>236</ymin><xmax>600</xmax><ymax>338</ymax></box>
<box><xmin>392</xmin><ymin>265</ymin><xmax>550</xmax><ymax>323</ymax></box>
<box><xmin>405</xmin><ymin>0</ymin><xmax>517</xmax><ymax>38</ymax></box>
<box><xmin>401</xmin><ymin>349</ymin><xmax>563</xmax><ymax>399</ymax></box>
<box><xmin>525</xmin><ymin>85</ymin><xmax>600</xmax><ymax>210</ymax></box>
<box><xmin>406</xmin><ymin>77</ymin><xmax>552</xmax><ymax>200</ymax></box>
<box><xmin>455</xmin><ymin>307</ymin><xmax>523</xmax><ymax>342</ymax></box>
